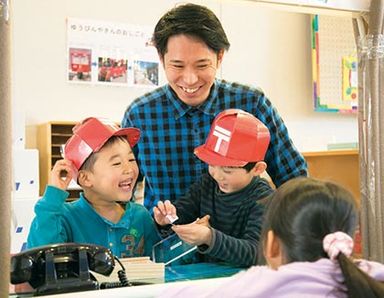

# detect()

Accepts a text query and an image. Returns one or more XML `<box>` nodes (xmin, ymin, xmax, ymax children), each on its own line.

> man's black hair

<box><xmin>153</xmin><ymin>3</ymin><xmax>230</xmax><ymax>58</ymax></box>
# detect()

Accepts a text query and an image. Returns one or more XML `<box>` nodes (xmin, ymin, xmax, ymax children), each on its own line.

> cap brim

<box><xmin>194</xmin><ymin>145</ymin><xmax>247</xmax><ymax>167</ymax></box>
<box><xmin>114</xmin><ymin>127</ymin><xmax>141</xmax><ymax>148</ymax></box>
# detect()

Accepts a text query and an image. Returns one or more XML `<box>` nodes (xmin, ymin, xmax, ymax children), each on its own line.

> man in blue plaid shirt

<box><xmin>122</xmin><ymin>3</ymin><xmax>307</xmax><ymax>212</ymax></box>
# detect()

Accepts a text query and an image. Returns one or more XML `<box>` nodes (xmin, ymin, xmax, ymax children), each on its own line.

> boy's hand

<box><xmin>153</xmin><ymin>200</ymin><xmax>177</xmax><ymax>226</ymax></box>
<box><xmin>49</xmin><ymin>159</ymin><xmax>75</xmax><ymax>191</ymax></box>
<box><xmin>172</xmin><ymin>221</ymin><xmax>213</xmax><ymax>247</ymax></box>
<box><xmin>195</xmin><ymin>215</ymin><xmax>211</xmax><ymax>227</ymax></box>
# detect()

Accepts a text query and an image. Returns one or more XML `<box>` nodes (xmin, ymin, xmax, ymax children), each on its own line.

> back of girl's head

<box><xmin>263</xmin><ymin>177</ymin><xmax>384</xmax><ymax>298</ymax></box>
<box><xmin>263</xmin><ymin>177</ymin><xmax>358</xmax><ymax>263</ymax></box>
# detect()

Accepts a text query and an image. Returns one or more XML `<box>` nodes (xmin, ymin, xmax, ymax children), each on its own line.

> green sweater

<box><xmin>27</xmin><ymin>185</ymin><xmax>160</xmax><ymax>258</ymax></box>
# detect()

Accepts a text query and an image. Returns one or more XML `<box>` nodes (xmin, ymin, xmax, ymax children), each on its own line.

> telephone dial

<box><xmin>11</xmin><ymin>243</ymin><xmax>116</xmax><ymax>295</ymax></box>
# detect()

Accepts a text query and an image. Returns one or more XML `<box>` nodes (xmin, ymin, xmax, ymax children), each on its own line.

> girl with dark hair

<box><xmin>160</xmin><ymin>177</ymin><xmax>384</xmax><ymax>297</ymax></box>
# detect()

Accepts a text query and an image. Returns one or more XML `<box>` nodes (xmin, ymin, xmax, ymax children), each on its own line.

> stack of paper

<box><xmin>93</xmin><ymin>257</ymin><xmax>165</xmax><ymax>284</ymax></box>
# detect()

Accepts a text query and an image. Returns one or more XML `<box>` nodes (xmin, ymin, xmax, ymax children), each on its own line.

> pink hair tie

<box><xmin>323</xmin><ymin>231</ymin><xmax>354</xmax><ymax>260</ymax></box>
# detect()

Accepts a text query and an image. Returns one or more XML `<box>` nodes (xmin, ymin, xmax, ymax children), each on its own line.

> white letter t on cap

<box><xmin>212</xmin><ymin>125</ymin><xmax>231</xmax><ymax>152</ymax></box>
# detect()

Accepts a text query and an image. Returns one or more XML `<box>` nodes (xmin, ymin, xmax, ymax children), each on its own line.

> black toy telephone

<box><xmin>11</xmin><ymin>243</ymin><xmax>115</xmax><ymax>295</ymax></box>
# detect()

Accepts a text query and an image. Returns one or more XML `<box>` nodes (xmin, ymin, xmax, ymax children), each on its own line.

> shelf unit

<box><xmin>37</xmin><ymin>121</ymin><xmax>81</xmax><ymax>200</ymax></box>
<box><xmin>302</xmin><ymin>149</ymin><xmax>359</xmax><ymax>206</ymax></box>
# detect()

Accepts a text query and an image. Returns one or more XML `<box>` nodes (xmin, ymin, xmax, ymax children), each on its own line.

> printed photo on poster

<box><xmin>133</xmin><ymin>60</ymin><xmax>159</xmax><ymax>86</ymax></box>
<box><xmin>68</xmin><ymin>48</ymin><xmax>92</xmax><ymax>82</ymax></box>
<box><xmin>98</xmin><ymin>57</ymin><xmax>128</xmax><ymax>83</ymax></box>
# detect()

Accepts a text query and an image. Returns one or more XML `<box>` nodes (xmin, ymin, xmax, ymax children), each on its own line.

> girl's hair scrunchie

<box><xmin>323</xmin><ymin>231</ymin><xmax>354</xmax><ymax>260</ymax></box>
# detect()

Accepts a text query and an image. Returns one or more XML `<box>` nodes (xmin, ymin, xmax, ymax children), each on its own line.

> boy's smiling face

<box><xmin>208</xmin><ymin>165</ymin><xmax>255</xmax><ymax>193</ymax></box>
<box><xmin>80</xmin><ymin>138</ymin><xmax>138</xmax><ymax>203</ymax></box>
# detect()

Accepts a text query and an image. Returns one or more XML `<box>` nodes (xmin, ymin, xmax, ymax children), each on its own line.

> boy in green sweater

<box><xmin>27</xmin><ymin>117</ymin><xmax>159</xmax><ymax>257</ymax></box>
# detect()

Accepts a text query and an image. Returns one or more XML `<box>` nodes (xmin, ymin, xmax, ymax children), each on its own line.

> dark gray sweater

<box><xmin>168</xmin><ymin>173</ymin><xmax>273</xmax><ymax>267</ymax></box>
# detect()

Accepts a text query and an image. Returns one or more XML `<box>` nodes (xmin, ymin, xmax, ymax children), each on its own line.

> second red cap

<box><xmin>194</xmin><ymin>109</ymin><xmax>270</xmax><ymax>166</ymax></box>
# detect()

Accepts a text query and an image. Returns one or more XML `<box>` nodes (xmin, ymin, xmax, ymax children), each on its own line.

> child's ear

<box><xmin>264</xmin><ymin>230</ymin><xmax>283</xmax><ymax>270</ymax></box>
<box><xmin>252</xmin><ymin>161</ymin><xmax>267</xmax><ymax>175</ymax></box>
<box><xmin>78</xmin><ymin>170</ymin><xmax>92</xmax><ymax>187</ymax></box>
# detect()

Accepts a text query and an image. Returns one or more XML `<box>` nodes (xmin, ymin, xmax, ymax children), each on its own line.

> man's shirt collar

<box><xmin>165</xmin><ymin>79</ymin><xmax>220</xmax><ymax>119</ymax></box>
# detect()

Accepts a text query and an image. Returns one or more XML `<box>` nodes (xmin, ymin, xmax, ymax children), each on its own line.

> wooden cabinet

<box><xmin>37</xmin><ymin>121</ymin><xmax>81</xmax><ymax>200</ymax></box>
<box><xmin>303</xmin><ymin>150</ymin><xmax>359</xmax><ymax>206</ymax></box>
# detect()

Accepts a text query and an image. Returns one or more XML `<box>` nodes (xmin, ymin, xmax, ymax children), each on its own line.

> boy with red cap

<box><xmin>27</xmin><ymin>117</ymin><xmax>160</xmax><ymax>258</ymax></box>
<box><xmin>154</xmin><ymin>109</ymin><xmax>274</xmax><ymax>267</ymax></box>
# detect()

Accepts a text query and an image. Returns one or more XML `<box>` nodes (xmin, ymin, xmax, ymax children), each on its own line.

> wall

<box><xmin>220</xmin><ymin>1</ymin><xmax>358</xmax><ymax>151</ymax></box>
<box><xmin>11</xmin><ymin>0</ymin><xmax>358</xmax><ymax>152</ymax></box>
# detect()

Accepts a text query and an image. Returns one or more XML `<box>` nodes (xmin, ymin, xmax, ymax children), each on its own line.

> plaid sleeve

<box><xmin>254</xmin><ymin>95</ymin><xmax>308</xmax><ymax>187</ymax></box>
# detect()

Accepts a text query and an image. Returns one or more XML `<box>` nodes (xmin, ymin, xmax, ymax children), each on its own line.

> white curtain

<box><xmin>354</xmin><ymin>0</ymin><xmax>384</xmax><ymax>263</ymax></box>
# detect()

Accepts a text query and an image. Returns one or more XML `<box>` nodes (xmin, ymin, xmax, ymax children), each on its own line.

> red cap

<box><xmin>64</xmin><ymin>117</ymin><xmax>140</xmax><ymax>175</ymax></box>
<box><xmin>194</xmin><ymin>109</ymin><xmax>270</xmax><ymax>166</ymax></box>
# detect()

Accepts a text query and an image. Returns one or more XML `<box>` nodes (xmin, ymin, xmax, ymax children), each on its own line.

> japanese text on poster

<box><xmin>67</xmin><ymin>18</ymin><xmax>159</xmax><ymax>87</ymax></box>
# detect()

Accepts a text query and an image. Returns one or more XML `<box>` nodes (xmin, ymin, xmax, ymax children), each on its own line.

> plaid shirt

<box><xmin>122</xmin><ymin>79</ymin><xmax>307</xmax><ymax>211</ymax></box>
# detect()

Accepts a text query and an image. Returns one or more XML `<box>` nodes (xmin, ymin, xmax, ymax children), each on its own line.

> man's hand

<box><xmin>153</xmin><ymin>200</ymin><xmax>177</xmax><ymax>226</ymax></box>
<box><xmin>49</xmin><ymin>159</ymin><xmax>75</xmax><ymax>191</ymax></box>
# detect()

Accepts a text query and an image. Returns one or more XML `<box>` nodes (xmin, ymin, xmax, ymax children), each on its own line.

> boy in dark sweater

<box><xmin>154</xmin><ymin>109</ymin><xmax>274</xmax><ymax>267</ymax></box>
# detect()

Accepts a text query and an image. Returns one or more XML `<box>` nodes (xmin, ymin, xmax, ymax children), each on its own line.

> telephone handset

<box><xmin>11</xmin><ymin>243</ymin><xmax>115</xmax><ymax>295</ymax></box>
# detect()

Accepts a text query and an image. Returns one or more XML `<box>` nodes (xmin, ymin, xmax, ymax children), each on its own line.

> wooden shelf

<box><xmin>302</xmin><ymin>149</ymin><xmax>359</xmax><ymax>207</ymax></box>
<box><xmin>302</xmin><ymin>149</ymin><xmax>358</xmax><ymax>157</ymax></box>
<box><xmin>51</xmin><ymin>133</ymin><xmax>73</xmax><ymax>137</ymax></box>
<box><xmin>37</xmin><ymin>121</ymin><xmax>81</xmax><ymax>200</ymax></box>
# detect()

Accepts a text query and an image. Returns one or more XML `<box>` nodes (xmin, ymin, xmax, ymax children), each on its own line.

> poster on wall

<box><xmin>66</xmin><ymin>18</ymin><xmax>159</xmax><ymax>87</ymax></box>
<box><xmin>311</xmin><ymin>15</ymin><xmax>358</xmax><ymax>113</ymax></box>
